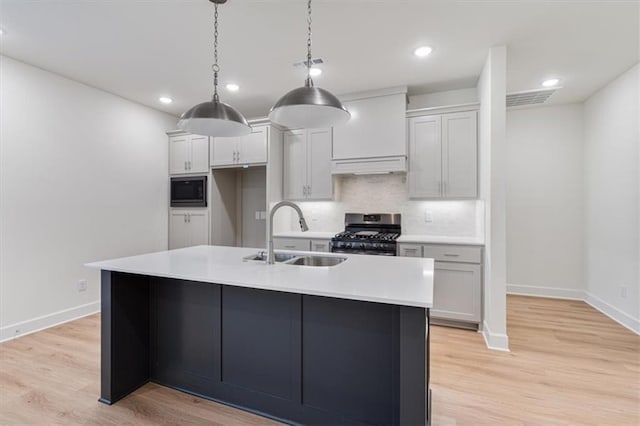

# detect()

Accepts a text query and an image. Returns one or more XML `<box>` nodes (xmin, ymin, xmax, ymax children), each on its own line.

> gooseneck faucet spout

<box><xmin>268</xmin><ymin>201</ymin><xmax>309</xmax><ymax>264</ymax></box>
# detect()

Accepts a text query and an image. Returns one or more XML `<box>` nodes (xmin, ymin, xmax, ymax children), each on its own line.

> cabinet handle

<box><xmin>284</xmin><ymin>245</ymin><xmax>296</xmax><ymax>249</ymax></box>
<box><xmin>187</xmin><ymin>213</ymin><xmax>191</xmax><ymax>223</ymax></box>
<box><xmin>188</xmin><ymin>160</ymin><xmax>192</xmax><ymax>170</ymax></box>
<box><xmin>185</xmin><ymin>161</ymin><xmax>188</xmax><ymax>171</ymax></box>
<box><xmin>184</xmin><ymin>214</ymin><xmax>187</xmax><ymax>223</ymax></box>
<box><xmin>444</xmin><ymin>253</ymin><xmax>460</xmax><ymax>257</ymax></box>
<box><xmin>307</xmin><ymin>185</ymin><xmax>311</xmax><ymax>197</ymax></box>
<box><xmin>303</xmin><ymin>185</ymin><xmax>307</xmax><ymax>197</ymax></box>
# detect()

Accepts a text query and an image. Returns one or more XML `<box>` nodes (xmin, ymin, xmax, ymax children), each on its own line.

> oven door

<box><xmin>170</xmin><ymin>176</ymin><xmax>207</xmax><ymax>207</ymax></box>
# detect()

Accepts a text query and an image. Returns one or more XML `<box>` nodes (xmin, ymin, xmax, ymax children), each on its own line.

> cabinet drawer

<box><xmin>310</xmin><ymin>239</ymin><xmax>330</xmax><ymax>252</ymax></box>
<box><xmin>273</xmin><ymin>238</ymin><xmax>310</xmax><ymax>251</ymax></box>
<box><xmin>398</xmin><ymin>243</ymin><xmax>422</xmax><ymax>258</ymax></box>
<box><xmin>422</xmin><ymin>244</ymin><xmax>482</xmax><ymax>264</ymax></box>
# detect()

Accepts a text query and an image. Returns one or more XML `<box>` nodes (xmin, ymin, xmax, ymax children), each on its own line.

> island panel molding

<box><xmin>96</xmin><ymin>268</ymin><xmax>430</xmax><ymax>425</ymax></box>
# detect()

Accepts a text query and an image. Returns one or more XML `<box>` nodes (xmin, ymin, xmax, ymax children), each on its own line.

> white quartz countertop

<box><xmin>397</xmin><ymin>235</ymin><xmax>485</xmax><ymax>245</ymax></box>
<box><xmin>273</xmin><ymin>231</ymin><xmax>337</xmax><ymax>239</ymax></box>
<box><xmin>86</xmin><ymin>245</ymin><xmax>434</xmax><ymax>308</ymax></box>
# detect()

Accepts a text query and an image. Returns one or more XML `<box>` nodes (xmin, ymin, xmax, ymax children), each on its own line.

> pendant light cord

<box><xmin>212</xmin><ymin>2</ymin><xmax>220</xmax><ymax>102</ymax></box>
<box><xmin>305</xmin><ymin>0</ymin><xmax>314</xmax><ymax>87</ymax></box>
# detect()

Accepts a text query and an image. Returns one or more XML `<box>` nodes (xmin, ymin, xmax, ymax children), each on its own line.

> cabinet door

<box><xmin>187</xmin><ymin>210</ymin><xmax>210</xmax><ymax>247</ymax></box>
<box><xmin>211</xmin><ymin>136</ymin><xmax>239</xmax><ymax>167</ymax></box>
<box><xmin>431</xmin><ymin>262</ymin><xmax>481</xmax><ymax>323</ymax></box>
<box><xmin>169</xmin><ymin>210</ymin><xmax>189</xmax><ymax>249</ymax></box>
<box><xmin>408</xmin><ymin>115</ymin><xmax>442</xmax><ymax>198</ymax></box>
<box><xmin>310</xmin><ymin>239</ymin><xmax>330</xmax><ymax>252</ymax></box>
<box><xmin>238</xmin><ymin>126</ymin><xmax>268</xmax><ymax>165</ymax></box>
<box><xmin>398</xmin><ymin>243</ymin><xmax>422</xmax><ymax>257</ymax></box>
<box><xmin>332</xmin><ymin>93</ymin><xmax>407</xmax><ymax>160</ymax></box>
<box><xmin>442</xmin><ymin>111</ymin><xmax>477</xmax><ymax>198</ymax></box>
<box><xmin>307</xmin><ymin>128</ymin><xmax>333</xmax><ymax>200</ymax></box>
<box><xmin>169</xmin><ymin>136</ymin><xmax>189</xmax><ymax>175</ymax></box>
<box><xmin>189</xmin><ymin>135</ymin><xmax>210</xmax><ymax>173</ymax></box>
<box><xmin>273</xmin><ymin>238</ymin><xmax>310</xmax><ymax>251</ymax></box>
<box><xmin>283</xmin><ymin>130</ymin><xmax>307</xmax><ymax>200</ymax></box>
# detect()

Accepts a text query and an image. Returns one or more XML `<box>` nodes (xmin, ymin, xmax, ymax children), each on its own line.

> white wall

<box><xmin>276</xmin><ymin>174</ymin><xmax>484</xmax><ymax>238</ymax></box>
<box><xmin>0</xmin><ymin>55</ymin><xmax>176</xmax><ymax>340</ymax></box>
<box><xmin>477</xmin><ymin>46</ymin><xmax>509</xmax><ymax>350</ymax></box>
<box><xmin>506</xmin><ymin>104</ymin><xmax>585</xmax><ymax>299</ymax></box>
<box><xmin>584</xmin><ymin>63</ymin><xmax>639</xmax><ymax>333</ymax></box>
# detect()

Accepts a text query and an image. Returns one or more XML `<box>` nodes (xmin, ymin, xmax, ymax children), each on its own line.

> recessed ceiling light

<box><xmin>542</xmin><ymin>78</ymin><xmax>560</xmax><ymax>87</ymax></box>
<box><xmin>226</xmin><ymin>83</ymin><xmax>240</xmax><ymax>92</ymax></box>
<box><xmin>158</xmin><ymin>96</ymin><xmax>173</xmax><ymax>104</ymax></box>
<box><xmin>309</xmin><ymin>67</ymin><xmax>322</xmax><ymax>77</ymax></box>
<box><xmin>413</xmin><ymin>46</ymin><xmax>433</xmax><ymax>58</ymax></box>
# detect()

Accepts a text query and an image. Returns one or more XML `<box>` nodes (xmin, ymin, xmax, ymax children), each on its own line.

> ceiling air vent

<box><xmin>506</xmin><ymin>88</ymin><xmax>559</xmax><ymax>108</ymax></box>
<box><xmin>293</xmin><ymin>57</ymin><xmax>324</xmax><ymax>68</ymax></box>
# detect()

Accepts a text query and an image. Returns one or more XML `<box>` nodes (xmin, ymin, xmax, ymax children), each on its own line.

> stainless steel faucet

<box><xmin>268</xmin><ymin>201</ymin><xmax>309</xmax><ymax>264</ymax></box>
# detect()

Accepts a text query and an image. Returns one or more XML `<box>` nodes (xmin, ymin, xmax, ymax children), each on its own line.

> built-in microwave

<box><xmin>170</xmin><ymin>176</ymin><xmax>207</xmax><ymax>207</ymax></box>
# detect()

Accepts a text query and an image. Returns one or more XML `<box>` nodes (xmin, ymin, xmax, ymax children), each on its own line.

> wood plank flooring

<box><xmin>0</xmin><ymin>295</ymin><xmax>638</xmax><ymax>425</ymax></box>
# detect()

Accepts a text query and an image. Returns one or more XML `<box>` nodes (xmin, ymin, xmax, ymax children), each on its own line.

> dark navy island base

<box><xmin>99</xmin><ymin>270</ymin><xmax>431</xmax><ymax>426</ymax></box>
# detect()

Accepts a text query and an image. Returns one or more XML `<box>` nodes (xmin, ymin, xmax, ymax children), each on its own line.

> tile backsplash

<box><xmin>276</xmin><ymin>174</ymin><xmax>484</xmax><ymax>237</ymax></box>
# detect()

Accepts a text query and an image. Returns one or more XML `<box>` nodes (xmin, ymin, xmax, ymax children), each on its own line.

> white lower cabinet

<box><xmin>273</xmin><ymin>237</ymin><xmax>310</xmax><ymax>251</ymax></box>
<box><xmin>432</xmin><ymin>262</ymin><xmax>481</xmax><ymax>323</ymax></box>
<box><xmin>272</xmin><ymin>237</ymin><xmax>331</xmax><ymax>252</ymax></box>
<box><xmin>169</xmin><ymin>209</ymin><xmax>209</xmax><ymax>250</ymax></box>
<box><xmin>310</xmin><ymin>239</ymin><xmax>330</xmax><ymax>252</ymax></box>
<box><xmin>398</xmin><ymin>242</ymin><xmax>483</xmax><ymax>327</ymax></box>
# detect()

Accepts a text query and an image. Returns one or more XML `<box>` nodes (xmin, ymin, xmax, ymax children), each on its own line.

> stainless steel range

<box><xmin>330</xmin><ymin>213</ymin><xmax>401</xmax><ymax>256</ymax></box>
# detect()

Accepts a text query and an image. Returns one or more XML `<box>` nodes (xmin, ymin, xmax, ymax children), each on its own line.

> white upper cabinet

<box><xmin>408</xmin><ymin>115</ymin><xmax>442</xmax><ymax>198</ymax></box>
<box><xmin>284</xmin><ymin>128</ymin><xmax>333</xmax><ymax>200</ymax></box>
<box><xmin>408</xmin><ymin>110</ymin><xmax>477</xmax><ymax>199</ymax></box>
<box><xmin>331</xmin><ymin>90</ymin><xmax>407</xmax><ymax>174</ymax></box>
<box><xmin>211</xmin><ymin>125</ymin><xmax>268</xmax><ymax>168</ymax></box>
<box><xmin>283</xmin><ymin>130</ymin><xmax>306</xmax><ymax>200</ymax></box>
<box><xmin>306</xmin><ymin>128</ymin><xmax>333</xmax><ymax>200</ymax></box>
<box><xmin>169</xmin><ymin>134</ymin><xmax>210</xmax><ymax>175</ymax></box>
<box><xmin>442</xmin><ymin>112</ymin><xmax>477</xmax><ymax>198</ymax></box>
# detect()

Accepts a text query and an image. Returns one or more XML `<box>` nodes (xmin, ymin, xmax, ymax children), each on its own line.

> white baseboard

<box><xmin>481</xmin><ymin>320</ymin><xmax>510</xmax><ymax>351</ymax></box>
<box><xmin>507</xmin><ymin>283</ymin><xmax>639</xmax><ymax>336</ymax></box>
<box><xmin>0</xmin><ymin>301</ymin><xmax>100</xmax><ymax>343</ymax></box>
<box><xmin>584</xmin><ymin>292</ymin><xmax>640</xmax><ymax>335</ymax></box>
<box><xmin>507</xmin><ymin>284</ymin><xmax>585</xmax><ymax>300</ymax></box>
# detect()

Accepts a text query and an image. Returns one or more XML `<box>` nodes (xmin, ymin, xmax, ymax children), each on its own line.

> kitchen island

<box><xmin>86</xmin><ymin>245</ymin><xmax>434</xmax><ymax>426</ymax></box>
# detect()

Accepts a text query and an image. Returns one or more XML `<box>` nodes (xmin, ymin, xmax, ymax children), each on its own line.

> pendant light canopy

<box><xmin>269</xmin><ymin>0</ymin><xmax>350</xmax><ymax>129</ymax></box>
<box><xmin>178</xmin><ymin>0</ymin><xmax>251</xmax><ymax>137</ymax></box>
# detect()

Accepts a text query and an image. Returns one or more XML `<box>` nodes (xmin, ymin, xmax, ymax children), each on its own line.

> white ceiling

<box><xmin>0</xmin><ymin>0</ymin><xmax>637</xmax><ymax>119</ymax></box>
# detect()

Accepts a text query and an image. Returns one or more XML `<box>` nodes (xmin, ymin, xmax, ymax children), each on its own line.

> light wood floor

<box><xmin>0</xmin><ymin>295</ymin><xmax>638</xmax><ymax>425</ymax></box>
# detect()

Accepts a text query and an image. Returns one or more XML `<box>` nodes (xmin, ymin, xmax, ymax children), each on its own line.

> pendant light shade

<box><xmin>178</xmin><ymin>99</ymin><xmax>251</xmax><ymax>137</ymax></box>
<box><xmin>269</xmin><ymin>85</ymin><xmax>350</xmax><ymax>129</ymax></box>
<box><xmin>269</xmin><ymin>0</ymin><xmax>349</xmax><ymax>129</ymax></box>
<box><xmin>177</xmin><ymin>0</ymin><xmax>251</xmax><ymax>137</ymax></box>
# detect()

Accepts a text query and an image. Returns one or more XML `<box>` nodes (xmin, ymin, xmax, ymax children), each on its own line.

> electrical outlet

<box><xmin>424</xmin><ymin>210</ymin><xmax>433</xmax><ymax>223</ymax></box>
<box><xmin>77</xmin><ymin>279</ymin><xmax>88</xmax><ymax>292</ymax></box>
<box><xmin>14</xmin><ymin>328</ymin><xmax>21</xmax><ymax>335</ymax></box>
<box><xmin>620</xmin><ymin>285</ymin><xmax>628</xmax><ymax>299</ymax></box>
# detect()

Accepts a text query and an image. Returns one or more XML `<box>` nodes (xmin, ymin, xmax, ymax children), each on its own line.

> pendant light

<box><xmin>178</xmin><ymin>0</ymin><xmax>251</xmax><ymax>137</ymax></box>
<box><xmin>269</xmin><ymin>0</ymin><xmax>350</xmax><ymax>129</ymax></box>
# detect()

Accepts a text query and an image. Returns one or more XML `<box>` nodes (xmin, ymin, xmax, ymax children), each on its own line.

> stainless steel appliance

<box><xmin>170</xmin><ymin>176</ymin><xmax>207</xmax><ymax>207</ymax></box>
<box><xmin>330</xmin><ymin>213</ymin><xmax>401</xmax><ymax>256</ymax></box>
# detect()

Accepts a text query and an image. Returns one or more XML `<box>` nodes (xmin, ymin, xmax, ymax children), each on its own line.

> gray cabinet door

<box><xmin>431</xmin><ymin>262</ymin><xmax>481</xmax><ymax>323</ymax></box>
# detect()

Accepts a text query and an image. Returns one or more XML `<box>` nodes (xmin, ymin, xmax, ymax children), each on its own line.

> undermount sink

<box><xmin>244</xmin><ymin>252</ymin><xmax>347</xmax><ymax>267</ymax></box>
<box><xmin>243</xmin><ymin>252</ymin><xmax>298</xmax><ymax>263</ymax></box>
<box><xmin>287</xmin><ymin>256</ymin><xmax>347</xmax><ymax>267</ymax></box>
